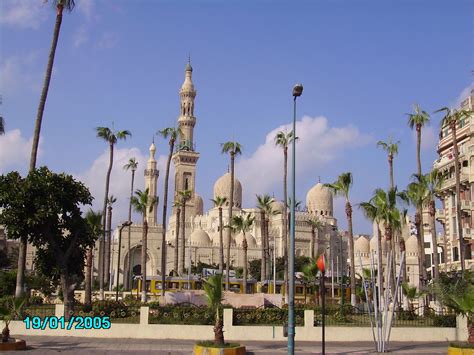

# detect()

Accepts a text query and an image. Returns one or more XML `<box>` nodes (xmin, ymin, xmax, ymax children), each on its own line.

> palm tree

<box><xmin>0</xmin><ymin>116</ymin><xmax>4</xmax><ymax>135</ymax></box>
<box><xmin>325</xmin><ymin>172</ymin><xmax>357</xmax><ymax>306</ymax></box>
<box><xmin>158</xmin><ymin>127</ymin><xmax>180</xmax><ymax>295</ymax></box>
<box><xmin>131</xmin><ymin>188</ymin><xmax>156</xmax><ymax>303</ymax></box>
<box><xmin>402</xmin><ymin>282</ymin><xmax>423</xmax><ymax>311</ymax></box>
<box><xmin>306</xmin><ymin>218</ymin><xmax>323</xmax><ymax>259</ymax></box>
<box><xmin>275</xmin><ymin>130</ymin><xmax>295</xmax><ymax>300</ymax></box>
<box><xmin>407</xmin><ymin>104</ymin><xmax>430</xmax><ymax>178</ymax></box>
<box><xmin>264</xmin><ymin>204</ymin><xmax>280</xmax><ymax>281</ymax></box>
<box><xmin>256</xmin><ymin>194</ymin><xmax>274</xmax><ymax>282</ymax></box>
<box><xmin>211</xmin><ymin>196</ymin><xmax>228</xmax><ymax>274</ymax></box>
<box><xmin>377</xmin><ymin>138</ymin><xmax>400</xmax><ymax>189</ymax></box>
<box><xmin>105</xmin><ymin>195</ymin><xmax>117</xmax><ymax>289</ymax></box>
<box><xmin>178</xmin><ymin>189</ymin><xmax>192</xmax><ymax>275</ymax></box>
<box><xmin>436</xmin><ymin>107</ymin><xmax>473</xmax><ymax>272</ymax></box>
<box><xmin>203</xmin><ymin>274</ymin><xmax>224</xmax><ymax>345</ymax></box>
<box><xmin>172</xmin><ymin>200</ymin><xmax>182</xmax><ymax>274</ymax></box>
<box><xmin>84</xmin><ymin>209</ymin><xmax>103</xmax><ymax>307</ymax></box>
<box><xmin>221</xmin><ymin>141</ymin><xmax>242</xmax><ymax>289</ymax></box>
<box><xmin>123</xmin><ymin>157</ymin><xmax>138</xmax><ymax>290</ymax></box>
<box><xmin>299</xmin><ymin>261</ymin><xmax>319</xmax><ymax>304</ymax></box>
<box><xmin>230</xmin><ymin>213</ymin><xmax>255</xmax><ymax>294</ymax></box>
<box><xmin>16</xmin><ymin>0</ymin><xmax>76</xmax><ymax>299</ymax></box>
<box><xmin>96</xmin><ymin>126</ymin><xmax>131</xmax><ymax>299</ymax></box>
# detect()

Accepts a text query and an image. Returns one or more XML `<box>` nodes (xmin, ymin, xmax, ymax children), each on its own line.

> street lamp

<box><xmin>288</xmin><ymin>83</ymin><xmax>303</xmax><ymax>355</ymax></box>
<box><xmin>116</xmin><ymin>220</ymin><xmax>132</xmax><ymax>302</ymax></box>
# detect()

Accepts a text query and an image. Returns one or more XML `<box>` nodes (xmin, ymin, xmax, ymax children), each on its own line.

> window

<box><xmin>453</xmin><ymin>247</ymin><xmax>459</xmax><ymax>261</ymax></box>
<box><xmin>463</xmin><ymin>160</ymin><xmax>468</xmax><ymax>167</ymax></box>
<box><xmin>424</xmin><ymin>242</ymin><xmax>430</xmax><ymax>249</ymax></box>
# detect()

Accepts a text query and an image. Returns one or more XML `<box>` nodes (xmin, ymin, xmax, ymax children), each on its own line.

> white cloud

<box><xmin>97</xmin><ymin>32</ymin><xmax>118</xmax><ymax>49</ymax></box>
<box><xmin>236</xmin><ymin>115</ymin><xmax>371</xmax><ymax>205</ymax></box>
<box><xmin>455</xmin><ymin>82</ymin><xmax>474</xmax><ymax>107</ymax></box>
<box><xmin>0</xmin><ymin>129</ymin><xmax>41</xmax><ymax>174</ymax></box>
<box><xmin>417</xmin><ymin>126</ymin><xmax>438</xmax><ymax>152</ymax></box>
<box><xmin>0</xmin><ymin>53</ymin><xmax>41</xmax><ymax>95</ymax></box>
<box><xmin>0</xmin><ymin>0</ymin><xmax>48</xmax><ymax>30</ymax></box>
<box><xmin>77</xmin><ymin>0</ymin><xmax>97</xmax><ymax>21</ymax></box>
<box><xmin>73</xmin><ymin>25</ymin><xmax>88</xmax><ymax>48</ymax></box>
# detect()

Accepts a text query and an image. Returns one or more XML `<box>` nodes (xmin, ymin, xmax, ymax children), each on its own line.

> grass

<box><xmin>196</xmin><ymin>341</ymin><xmax>241</xmax><ymax>348</ymax></box>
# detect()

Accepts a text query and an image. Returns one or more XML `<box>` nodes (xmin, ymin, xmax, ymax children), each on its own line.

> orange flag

<box><xmin>316</xmin><ymin>254</ymin><xmax>326</xmax><ymax>273</ymax></box>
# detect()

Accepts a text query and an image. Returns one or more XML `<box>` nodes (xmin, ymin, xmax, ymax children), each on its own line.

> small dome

<box><xmin>355</xmin><ymin>236</ymin><xmax>370</xmax><ymax>255</ymax></box>
<box><xmin>270</xmin><ymin>200</ymin><xmax>285</xmax><ymax>213</ymax></box>
<box><xmin>190</xmin><ymin>229</ymin><xmax>211</xmax><ymax>245</ymax></box>
<box><xmin>213</xmin><ymin>172</ymin><xmax>242</xmax><ymax>208</ymax></box>
<box><xmin>235</xmin><ymin>233</ymin><xmax>257</xmax><ymax>248</ymax></box>
<box><xmin>406</xmin><ymin>235</ymin><xmax>419</xmax><ymax>255</ymax></box>
<box><xmin>211</xmin><ymin>232</ymin><xmax>235</xmax><ymax>247</ymax></box>
<box><xmin>306</xmin><ymin>183</ymin><xmax>333</xmax><ymax>217</ymax></box>
<box><xmin>194</xmin><ymin>193</ymin><xmax>204</xmax><ymax>215</ymax></box>
<box><xmin>369</xmin><ymin>236</ymin><xmax>387</xmax><ymax>254</ymax></box>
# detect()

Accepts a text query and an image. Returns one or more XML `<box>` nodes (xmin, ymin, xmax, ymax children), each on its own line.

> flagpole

<box><xmin>317</xmin><ymin>253</ymin><xmax>326</xmax><ymax>355</ymax></box>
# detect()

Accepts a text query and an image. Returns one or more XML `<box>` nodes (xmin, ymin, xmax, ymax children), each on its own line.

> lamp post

<box><xmin>288</xmin><ymin>83</ymin><xmax>303</xmax><ymax>355</ymax></box>
<box><xmin>116</xmin><ymin>220</ymin><xmax>132</xmax><ymax>302</ymax></box>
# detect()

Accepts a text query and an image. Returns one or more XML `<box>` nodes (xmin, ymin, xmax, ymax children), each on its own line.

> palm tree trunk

<box><xmin>265</xmin><ymin>217</ymin><xmax>271</xmax><ymax>280</ymax></box>
<box><xmin>85</xmin><ymin>249</ymin><xmax>92</xmax><ymax>306</ymax></box>
<box><xmin>310</xmin><ymin>227</ymin><xmax>315</xmax><ymax>259</ymax></box>
<box><xmin>100</xmin><ymin>142</ymin><xmax>114</xmax><ymax>300</ymax></box>
<box><xmin>218</xmin><ymin>207</ymin><xmax>224</xmax><ymax>274</ymax></box>
<box><xmin>226</xmin><ymin>153</ymin><xmax>235</xmax><ymax>290</ymax></box>
<box><xmin>214</xmin><ymin>307</ymin><xmax>224</xmax><ymax>345</ymax></box>
<box><xmin>161</xmin><ymin>141</ymin><xmax>174</xmax><ymax>296</ymax></box>
<box><xmin>452</xmin><ymin>123</ymin><xmax>465</xmax><ymax>272</ymax></box>
<box><xmin>243</xmin><ymin>235</ymin><xmax>248</xmax><ymax>294</ymax></box>
<box><xmin>429</xmin><ymin>201</ymin><xmax>440</xmax><ymax>281</ymax></box>
<box><xmin>180</xmin><ymin>199</ymin><xmax>186</xmax><ymax>275</ymax></box>
<box><xmin>126</xmin><ymin>170</ymin><xmax>135</xmax><ymax>290</ymax></box>
<box><xmin>260</xmin><ymin>210</ymin><xmax>266</xmax><ymax>283</ymax></box>
<box><xmin>105</xmin><ymin>205</ymin><xmax>112</xmax><ymax>289</ymax></box>
<box><xmin>415</xmin><ymin>212</ymin><xmax>427</xmax><ymax>286</ymax></box>
<box><xmin>141</xmin><ymin>219</ymin><xmax>148</xmax><ymax>303</ymax></box>
<box><xmin>17</xmin><ymin>4</ymin><xmax>64</xmax><ymax>299</ymax></box>
<box><xmin>389</xmin><ymin>155</ymin><xmax>394</xmax><ymax>191</ymax></box>
<box><xmin>174</xmin><ymin>208</ymin><xmax>180</xmax><ymax>273</ymax></box>
<box><xmin>283</xmin><ymin>147</ymin><xmax>289</xmax><ymax>303</ymax></box>
<box><xmin>346</xmin><ymin>201</ymin><xmax>357</xmax><ymax>307</ymax></box>
<box><xmin>416</xmin><ymin>125</ymin><xmax>422</xmax><ymax>177</ymax></box>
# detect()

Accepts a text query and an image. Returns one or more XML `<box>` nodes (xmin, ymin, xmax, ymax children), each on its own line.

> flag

<box><xmin>316</xmin><ymin>253</ymin><xmax>326</xmax><ymax>273</ymax></box>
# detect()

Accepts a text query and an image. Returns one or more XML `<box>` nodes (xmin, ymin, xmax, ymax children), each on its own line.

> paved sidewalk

<box><xmin>11</xmin><ymin>336</ymin><xmax>449</xmax><ymax>354</ymax></box>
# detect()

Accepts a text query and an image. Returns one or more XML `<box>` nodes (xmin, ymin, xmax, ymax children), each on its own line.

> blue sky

<box><xmin>0</xmin><ymin>0</ymin><xmax>473</xmax><ymax>234</ymax></box>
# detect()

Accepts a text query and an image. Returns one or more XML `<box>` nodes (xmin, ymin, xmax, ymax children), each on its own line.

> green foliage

<box><xmin>233</xmin><ymin>308</ymin><xmax>304</xmax><ymax>326</ymax></box>
<box><xmin>249</xmin><ymin>259</ymin><xmax>261</xmax><ymax>280</ymax></box>
<box><xmin>197</xmin><ymin>341</ymin><xmax>241</xmax><ymax>348</ymax></box>
<box><xmin>0</xmin><ymin>296</ymin><xmax>25</xmax><ymax>324</ymax></box>
<box><xmin>203</xmin><ymin>274</ymin><xmax>223</xmax><ymax>311</ymax></box>
<box><xmin>149</xmin><ymin>305</ymin><xmax>214</xmax><ymax>325</ymax></box>
<box><xmin>0</xmin><ymin>270</ymin><xmax>16</xmax><ymax>296</ymax></box>
<box><xmin>432</xmin><ymin>270</ymin><xmax>474</xmax><ymax>317</ymax></box>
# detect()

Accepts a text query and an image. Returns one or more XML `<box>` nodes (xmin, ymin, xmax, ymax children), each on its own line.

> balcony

<box><xmin>435</xmin><ymin>209</ymin><xmax>445</xmax><ymax>222</ymax></box>
<box><xmin>462</xmin><ymin>228</ymin><xmax>473</xmax><ymax>239</ymax></box>
<box><xmin>461</xmin><ymin>200</ymin><xmax>474</xmax><ymax>211</ymax></box>
<box><xmin>442</xmin><ymin>173</ymin><xmax>469</xmax><ymax>189</ymax></box>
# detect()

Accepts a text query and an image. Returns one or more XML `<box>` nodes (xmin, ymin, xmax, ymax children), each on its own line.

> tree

<box><xmin>306</xmin><ymin>218</ymin><xmax>323</xmax><ymax>259</ymax></box>
<box><xmin>96</xmin><ymin>126</ymin><xmax>131</xmax><ymax>299</ymax></box>
<box><xmin>407</xmin><ymin>104</ymin><xmax>430</xmax><ymax>178</ymax></box>
<box><xmin>275</xmin><ymin>130</ymin><xmax>295</xmax><ymax>301</ymax></box>
<box><xmin>84</xmin><ymin>209</ymin><xmax>103</xmax><ymax>307</ymax></box>
<box><xmin>0</xmin><ymin>168</ymin><xmax>96</xmax><ymax>318</ymax></box>
<box><xmin>211</xmin><ymin>196</ymin><xmax>228</xmax><ymax>274</ymax></box>
<box><xmin>377</xmin><ymin>138</ymin><xmax>400</xmax><ymax>190</ymax></box>
<box><xmin>105</xmin><ymin>195</ymin><xmax>117</xmax><ymax>289</ymax></box>
<box><xmin>203</xmin><ymin>274</ymin><xmax>224</xmax><ymax>345</ymax></box>
<box><xmin>17</xmin><ymin>0</ymin><xmax>77</xmax><ymax>298</ymax></box>
<box><xmin>131</xmin><ymin>188</ymin><xmax>156</xmax><ymax>303</ymax></box>
<box><xmin>435</xmin><ymin>107</ymin><xmax>473</xmax><ymax>272</ymax></box>
<box><xmin>230</xmin><ymin>213</ymin><xmax>255</xmax><ymax>294</ymax></box>
<box><xmin>256</xmin><ymin>194</ymin><xmax>274</xmax><ymax>282</ymax></box>
<box><xmin>325</xmin><ymin>172</ymin><xmax>357</xmax><ymax>306</ymax></box>
<box><xmin>221</xmin><ymin>141</ymin><xmax>242</xmax><ymax>289</ymax></box>
<box><xmin>298</xmin><ymin>261</ymin><xmax>319</xmax><ymax>304</ymax></box>
<box><xmin>401</xmin><ymin>282</ymin><xmax>423</xmax><ymax>311</ymax></box>
<box><xmin>0</xmin><ymin>116</ymin><xmax>4</xmax><ymax>135</ymax></box>
<box><xmin>158</xmin><ymin>127</ymin><xmax>179</xmax><ymax>296</ymax></box>
<box><xmin>173</xmin><ymin>200</ymin><xmax>182</xmax><ymax>274</ymax></box>
<box><xmin>178</xmin><ymin>190</ymin><xmax>192</xmax><ymax>275</ymax></box>
<box><xmin>0</xmin><ymin>297</ymin><xmax>25</xmax><ymax>343</ymax></box>
<box><xmin>123</xmin><ymin>157</ymin><xmax>138</xmax><ymax>290</ymax></box>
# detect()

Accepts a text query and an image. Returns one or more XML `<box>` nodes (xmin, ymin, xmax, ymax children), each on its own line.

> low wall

<box><xmin>9</xmin><ymin>305</ymin><xmax>468</xmax><ymax>342</ymax></box>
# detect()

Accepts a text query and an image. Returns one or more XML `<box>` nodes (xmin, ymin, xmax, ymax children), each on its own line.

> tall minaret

<box><xmin>145</xmin><ymin>141</ymin><xmax>159</xmax><ymax>225</ymax></box>
<box><xmin>173</xmin><ymin>59</ymin><xmax>200</xmax><ymax>216</ymax></box>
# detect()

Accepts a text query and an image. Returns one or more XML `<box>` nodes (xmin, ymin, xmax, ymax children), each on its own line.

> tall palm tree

<box><xmin>221</xmin><ymin>141</ymin><xmax>242</xmax><ymax>289</ymax></box>
<box><xmin>96</xmin><ymin>126</ymin><xmax>131</xmax><ymax>299</ymax></box>
<box><xmin>123</xmin><ymin>157</ymin><xmax>138</xmax><ymax>290</ymax></box>
<box><xmin>105</xmin><ymin>195</ymin><xmax>117</xmax><ymax>289</ymax></box>
<box><xmin>16</xmin><ymin>0</ymin><xmax>76</xmax><ymax>299</ymax></box>
<box><xmin>158</xmin><ymin>127</ymin><xmax>180</xmax><ymax>295</ymax></box>
<box><xmin>172</xmin><ymin>200</ymin><xmax>182</xmax><ymax>274</ymax></box>
<box><xmin>131</xmin><ymin>188</ymin><xmax>156</xmax><ymax>303</ymax></box>
<box><xmin>407</xmin><ymin>104</ymin><xmax>430</xmax><ymax>178</ymax></box>
<box><xmin>84</xmin><ymin>209</ymin><xmax>103</xmax><ymax>307</ymax></box>
<box><xmin>264</xmin><ymin>204</ymin><xmax>280</xmax><ymax>281</ymax></box>
<box><xmin>211</xmin><ymin>196</ymin><xmax>228</xmax><ymax>274</ymax></box>
<box><xmin>306</xmin><ymin>218</ymin><xmax>323</xmax><ymax>259</ymax></box>
<box><xmin>256</xmin><ymin>194</ymin><xmax>274</xmax><ymax>282</ymax></box>
<box><xmin>230</xmin><ymin>213</ymin><xmax>255</xmax><ymax>294</ymax></box>
<box><xmin>275</xmin><ymin>130</ymin><xmax>295</xmax><ymax>300</ymax></box>
<box><xmin>325</xmin><ymin>172</ymin><xmax>357</xmax><ymax>306</ymax></box>
<box><xmin>435</xmin><ymin>107</ymin><xmax>473</xmax><ymax>272</ymax></box>
<box><xmin>377</xmin><ymin>138</ymin><xmax>400</xmax><ymax>189</ymax></box>
<box><xmin>203</xmin><ymin>274</ymin><xmax>224</xmax><ymax>345</ymax></box>
<box><xmin>178</xmin><ymin>189</ymin><xmax>192</xmax><ymax>275</ymax></box>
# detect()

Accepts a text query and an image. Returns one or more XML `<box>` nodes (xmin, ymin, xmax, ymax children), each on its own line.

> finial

<box><xmin>152</xmin><ymin>135</ymin><xmax>155</xmax><ymax>144</ymax></box>
<box><xmin>188</xmin><ymin>52</ymin><xmax>191</xmax><ymax>65</ymax></box>
<box><xmin>318</xmin><ymin>176</ymin><xmax>321</xmax><ymax>183</ymax></box>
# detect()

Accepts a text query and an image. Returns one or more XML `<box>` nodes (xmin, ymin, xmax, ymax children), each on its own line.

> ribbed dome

<box><xmin>190</xmin><ymin>229</ymin><xmax>211</xmax><ymax>245</ymax></box>
<box><xmin>194</xmin><ymin>193</ymin><xmax>204</xmax><ymax>215</ymax></box>
<box><xmin>406</xmin><ymin>235</ymin><xmax>419</xmax><ymax>255</ymax></box>
<box><xmin>270</xmin><ymin>200</ymin><xmax>285</xmax><ymax>213</ymax></box>
<box><xmin>355</xmin><ymin>236</ymin><xmax>370</xmax><ymax>255</ymax></box>
<box><xmin>369</xmin><ymin>236</ymin><xmax>387</xmax><ymax>254</ymax></box>
<box><xmin>306</xmin><ymin>183</ymin><xmax>333</xmax><ymax>217</ymax></box>
<box><xmin>235</xmin><ymin>233</ymin><xmax>257</xmax><ymax>248</ymax></box>
<box><xmin>213</xmin><ymin>172</ymin><xmax>242</xmax><ymax>208</ymax></box>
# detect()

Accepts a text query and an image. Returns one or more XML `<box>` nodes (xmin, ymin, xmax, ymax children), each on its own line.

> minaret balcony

<box><xmin>435</xmin><ymin>209</ymin><xmax>445</xmax><ymax>222</ymax></box>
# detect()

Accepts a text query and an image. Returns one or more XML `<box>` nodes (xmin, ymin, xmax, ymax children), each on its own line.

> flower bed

<box><xmin>148</xmin><ymin>304</ymin><xmax>214</xmax><ymax>325</ymax></box>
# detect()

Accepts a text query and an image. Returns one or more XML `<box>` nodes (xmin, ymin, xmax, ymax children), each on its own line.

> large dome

<box><xmin>306</xmin><ymin>183</ymin><xmax>333</xmax><ymax>217</ymax></box>
<box><xmin>194</xmin><ymin>193</ymin><xmax>204</xmax><ymax>215</ymax></box>
<box><xmin>213</xmin><ymin>172</ymin><xmax>242</xmax><ymax>208</ymax></box>
<box><xmin>270</xmin><ymin>200</ymin><xmax>286</xmax><ymax>214</ymax></box>
<box><xmin>190</xmin><ymin>229</ymin><xmax>211</xmax><ymax>246</ymax></box>
<box><xmin>355</xmin><ymin>236</ymin><xmax>370</xmax><ymax>255</ymax></box>
<box><xmin>369</xmin><ymin>236</ymin><xmax>387</xmax><ymax>254</ymax></box>
<box><xmin>235</xmin><ymin>233</ymin><xmax>257</xmax><ymax>248</ymax></box>
<box><xmin>211</xmin><ymin>232</ymin><xmax>235</xmax><ymax>247</ymax></box>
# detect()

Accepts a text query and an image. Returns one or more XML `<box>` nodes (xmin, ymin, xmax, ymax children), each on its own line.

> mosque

<box><xmin>107</xmin><ymin>62</ymin><xmax>346</xmax><ymax>289</ymax></box>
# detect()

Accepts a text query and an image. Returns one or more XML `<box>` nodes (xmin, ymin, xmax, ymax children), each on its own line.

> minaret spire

<box><xmin>145</xmin><ymin>140</ymin><xmax>159</xmax><ymax>225</ymax></box>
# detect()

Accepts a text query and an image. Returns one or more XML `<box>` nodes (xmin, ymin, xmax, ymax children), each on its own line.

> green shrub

<box><xmin>432</xmin><ymin>314</ymin><xmax>456</xmax><ymax>327</ymax></box>
<box><xmin>149</xmin><ymin>305</ymin><xmax>214</xmax><ymax>325</ymax></box>
<box><xmin>28</xmin><ymin>295</ymin><xmax>44</xmax><ymax>306</ymax></box>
